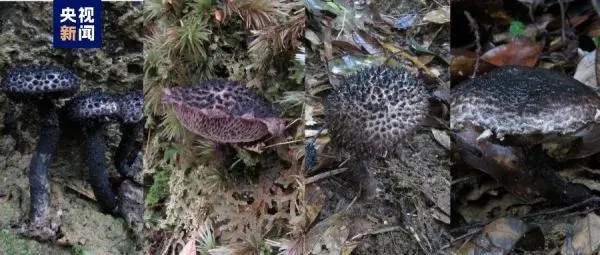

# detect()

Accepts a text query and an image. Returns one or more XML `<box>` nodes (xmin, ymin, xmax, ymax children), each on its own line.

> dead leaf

<box><xmin>560</xmin><ymin>166</ymin><xmax>600</xmax><ymax>192</ymax></box>
<box><xmin>569</xmin><ymin>12</ymin><xmax>592</xmax><ymax>28</ymax></box>
<box><xmin>574</xmin><ymin>50</ymin><xmax>599</xmax><ymax>89</ymax></box>
<box><xmin>464</xmin><ymin>180</ymin><xmax>502</xmax><ymax>201</ymax></box>
<box><xmin>331</xmin><ymin>40</ymin><xmax>368</xmax><ymax>55</ymax></box>
<box><xmin>481</xmin><ymin>40</ymin><xmax>542</xmax><ymax>67</ymax></box>
<box><xmin>304</xmin><ymin>183</ymin><xmax>325</xmax><ymax>226</ymax></box>
<box><xmin>431</xmin><ymin>207</ymin><xmax>450</xmax><ymax>224</ymax></box>
<box><xmin>422</xmin><ymin>6</ymin><xmax>450</xmax><ymax>24</ymax></box>
<box><xmin>340</xmin><ymin>242</ymin><xmax>359</xmax><ymax>255</ymax></box>
<box><xmin>587</xmin><ymin>18</ymin><xmax>600</xmax><ymax>37</ymax></box>
<box><xmin>450</xmin><ymin>49</ymin><xmax>494</xmax><ymax>84</ymax></box>
<box><xmin>417</xmin><ymin>55</ymin><xmax>436</xmax><ymax>66</ymax></box>
<box><xmin>65</xmin><ymin>180</ymin><xmax>96</xmax><ymax>201</ymax></box>
<box><xmin>305</xmin><ymin>213</ymin><xmax>350</xmax><ymax>255</ymax></box>
<box><xmin>352</xmin><ymin>31</ymin><xmax>381</xmax><ymax>54</ymax></box>
<box><xmin>180</xmin><ymin>235</ymin><xmax>196</xmax><ymax>255</ymax></box>
<box><xmin>452</xmin><ymin>128</ymin><xmax>589</xmax><ymax>205</ymax></box>
<box><xmin>458</xmin><ymin>217</ymin><xmax>530</xmax><ymax>255</ymax></box>
<box><xmin>242</xmin><ymin>142</ymin><xmax>265</xmax><ymax>153</ymax></box>
<box><xmin>431</xmin><ymin>129</ymin><xmax>451</xmax><ymax>150</ymax></box>
<box><xmin>213</xmin><ymin>8</ymin><xmax>224</xmax><ymax>23</ymax></box>
<box><xmin>561</xmin><ymin>213</ymin><xmax>600</xmax><ymax>255</ymax></box>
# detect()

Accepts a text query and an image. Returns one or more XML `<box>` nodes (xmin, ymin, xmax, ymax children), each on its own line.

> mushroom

<box><xmin>66</xmin><ymin>91</ymin><xmax>120</xmax><ymax>213</ymax></box>
<box><xmin>325</xmin><ymin>66</ymin><xmax>430</xmax><ymax>156</ymax></box>
<box><xmin>115</xmin><ymin>90</ymin><xmax>143</xmax><ymax>182</ymax></box>
<box><xmin>0</xmin><ymin>66</ymin><xmax>80</xmax><ymax>232</ymax></box>
<box><xmin>451</xmin><ymin>66</ymin><xmax>597</xmax><ymax>204</ymax></box>
<box><xmin>161</xmin><ymin>79</ymin><xmax>286</xmax><ymax>144</ymax></box>
<box><xmin>324</xmin><ymin>66</ymin><xmax>431</xmax><ymax>198</ymax></box>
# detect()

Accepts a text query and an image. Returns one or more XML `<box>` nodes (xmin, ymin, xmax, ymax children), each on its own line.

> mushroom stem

<box><xmin>28</xmin><ymin>100</ymin><xmax>59</xmax><ymax>226</ymax></box>
<box><xmin>114</xmin><ymin>122</ymin><xmax>143</xmax><ymax>179</ymax></box>
<box><xmin>85</xmin><ymin>123</ymin><xmax>118</xmax><ymax>213</ymax></box>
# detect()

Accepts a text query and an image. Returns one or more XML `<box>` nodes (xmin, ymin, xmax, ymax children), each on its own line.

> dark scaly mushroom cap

<box><xmin>162</xmin><ymin>79</ymin><xmax>285</xmax><ymax>143</ymax></box>
<box><xmin>67</xmin><ymin>91</ymin><xmax>120</xmax><ymax>121</ymax></box>
<box><xmin>119</xmin><ymin>90</ymin><xmax>143</xmax><ymax>124</ymax></box>
<box><xmin>325</xmin><ymin>66</ymin><xmax>430</xmax><ymax>155</ymax></box>
<box><xmin>1</xmin><ymin>66</ymin><xmax>80</xmax><ymax>100</ymax></box>
<box><xmin>451</xmin><ymin>66</ymin><xmax>600</xmax><ymax>136</ymax></box>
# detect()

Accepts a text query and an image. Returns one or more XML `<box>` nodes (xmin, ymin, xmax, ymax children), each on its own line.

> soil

<box><xmin>316</xmin><ymin>132</ymin><xmax>451</xmax><ymax>254</ymax></box>
<box><xmin>0</xmin><ymin>2</ymin><xmax>143</xmax><ymax>254</ymax></box>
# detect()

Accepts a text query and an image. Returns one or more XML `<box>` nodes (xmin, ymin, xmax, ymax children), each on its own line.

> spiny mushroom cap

<box><xmin>67</xmin><ymin>91</ymin><xmax>120</xmax><ymax>122</ymax></box>
<box><xmin>324</xmin><ymin>66</ymin><xmax>430</xmax><ymax>155</ymax></box>
<box><xmin>119</xmin><ymin>90</ymin><xmax>143</xmax><ymax>124</ymax></box>
<box><xmin>451</xmin><ymin>66</ymin><xmax>600</xmax><ymax>136</ymax></box>
<box><xmin>161</xmin><ymin>79</ymin><xmax>286</xmax><ymax>143</ymax></box>
<box><xmin>0</xmin><ymin>66</ymin><xmax>80</xmax><ymax>101</ymax></box>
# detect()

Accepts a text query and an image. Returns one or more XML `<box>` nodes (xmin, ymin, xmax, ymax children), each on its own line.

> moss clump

<box><xmin>143</xmin><ymin>0</ymin><xmax>305</xmax><ymax>253</ymax></box>
<box><xmin>0</xmin><ymin>229</ymin><xmax>32</xmax><ymax>255</ymax></box>
<box><xmin>145</xmin><ymin>168</ymin><xmax>170</xmax><ymax>206</ymax></box>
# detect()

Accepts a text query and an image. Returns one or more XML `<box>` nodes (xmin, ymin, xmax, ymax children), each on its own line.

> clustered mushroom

<box><xmin>451</xmin><ymin>66</ymin><xmax>597</xmax><ymax>205</ymax></box>
<box><xmin>115</xmin><ymin>89</ymin><xmax>144</xmax><ymax>181</ymax></box>
<box><xmin>323</xmin><ymin>66</ymin><xmax>432</xmax><ymax>198</ymax></box>
<box><xmin>66</xmin><ymin>91</ymin><xmax>121</xmax><ymax>213</ymax></box>
<box><xmin>0</xmin><ymin>65</ymin><xmax>142</xmax><ymax>236</ymax></box>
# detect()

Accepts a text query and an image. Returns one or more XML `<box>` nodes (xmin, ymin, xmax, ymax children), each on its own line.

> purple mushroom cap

<box><xmin>162</xmin><ymin>79</ymin><xmax>285</xmax><ymax>143</ymax></box>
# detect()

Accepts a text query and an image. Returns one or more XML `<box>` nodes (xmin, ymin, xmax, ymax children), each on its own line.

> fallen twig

<box><xmin>350</xmin><ymin>225</ymin><xmax>407</xmax><ymax>241</ymax></box>
<box><xmin>463</xmin><ymin>11</ymin><xmax>480</xmax><ymax>78</ymax></box>
<box><xmin>305</xmin><ymin>167</ymin><xmax>348</xmax><ymax>184</ymax></box>
<box><xmin>523</xmin><ymin>196</ymin><xmax>600</xmax><ymax>219</ymax></box>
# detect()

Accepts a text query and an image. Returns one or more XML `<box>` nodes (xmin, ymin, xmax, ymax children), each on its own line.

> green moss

<box><xmin>0</xmin><ymin>229</ymin><xmax>32</xmax><ymax>255</ymax></box>
<box><xmin>145</xmin><ymin>168</ymin><xmax>171</xmax><ymax>206</ymax></box>
<box><xmin>70</xmin><ymin>246</ymin><xmax>92</xmax><ymax>255</ymax></box>
<box><xmin>594</xmin><ymin>36</ymin><xmax>600</xmax><ymax>48</ymax></box>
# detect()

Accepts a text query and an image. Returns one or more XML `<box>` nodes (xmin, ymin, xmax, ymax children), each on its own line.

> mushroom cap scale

<box><xmin>67</xmin><ymin>91</ymin><xmax>120</xmax><ymax>122</ymax></box>
<box><xmin>1</xmin><ymin>66</ymin><xmax>80</xmax><ymax>100</ymax></box>
<box><xmin>119</xmin><ymin>90</ymin><xmax>143</xmax><ymax>124</ymax></box>
<box><xmin>162</xmin><ymin>79</ymin><xmax>285</xmax><ymax>143</ymax></box>
<box><xmin>451</xmin><ymin>66</ymin><xmax>600</xmax><ymax>136</ymax></box>
<box><xmin>324</xmin><ymin>66</ymin><xmax>430</xmax><ymax>155</ymax></box>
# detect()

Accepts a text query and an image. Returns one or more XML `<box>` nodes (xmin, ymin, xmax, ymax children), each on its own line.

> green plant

<box><xmin>145</xmin><ymin>168</ymin><xmax>171</xmax><ymax>206</ymax></box>
<box><xmin>509</xmin><ymin>20</ymin><xmax>525</xmax><ymax>37</ymax></box>
<box><xmin>593</xmin><ymin>36</ymin><xmax>600</xmax><ymax>48</ymax></box>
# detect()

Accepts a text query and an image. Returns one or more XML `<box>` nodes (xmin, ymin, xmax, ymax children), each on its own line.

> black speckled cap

<box><xmin>67</xmin><ymin>91</ymin><xmax>120</xmax><ymax>122</ymax></box>
<box><xmin>324</xmin><ymin>66</ymin><xmax>430</xmax><ymax>155</ymax></box>
<box><xmin>1</xmin><ymin>66</ymin><xmax>80</xmax><ymax>100</ymax></box>
<box><xmin>118</xmin><ymin>90</ymin><xmax>143</xmax><ymax>124</ymax></box>
<box><xmin>451</xmin><ymin>66</ymin><xmax>600</xmax><ymax>136</ymax></box>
